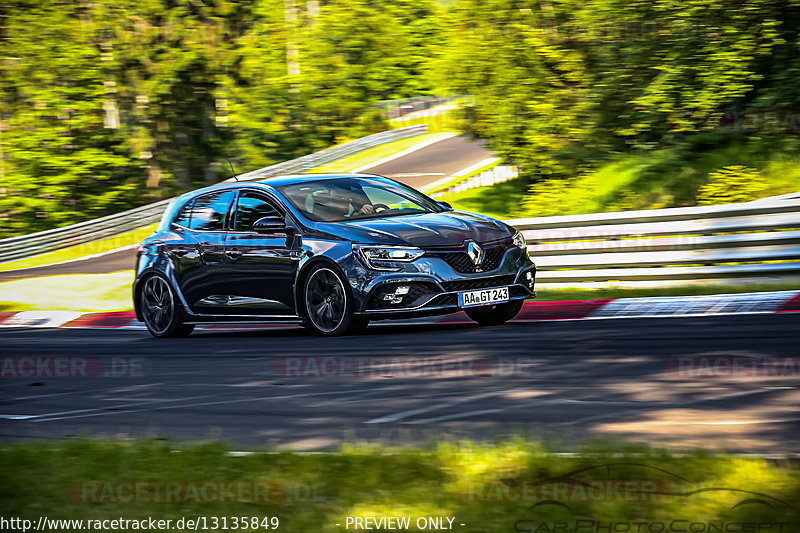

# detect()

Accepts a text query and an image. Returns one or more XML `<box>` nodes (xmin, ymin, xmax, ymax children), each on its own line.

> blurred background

<box><xmin>2</xmin><ymin>0</ymin><xmax>799</xmax><ymax>239</ymax></box>
<box><xmin>2</xmin><ymin>2</ymin><xmax>800</xmax><ymax>530</ymax></box>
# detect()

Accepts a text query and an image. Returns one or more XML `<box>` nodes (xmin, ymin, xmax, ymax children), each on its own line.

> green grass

<box><xmin>388</xmin><ymin>105</ymin><xmax>462</xmax><ymax>134</ymax></box>
<box><xmin>0</xmin><ymin>271</ymin><xmax>134</xmax><ymax>312</ymax></box>
<box><xmin>310</xmin><ymin>132</ymin><xmax>457</xmax><ymax>174</ymax></box>
<box><xmin>1</xmin><ymin>439</ymin><xmax>798</xmax><ymax>533</ymax></box>
<box><xmin>0</xmin><ymin>224</ymin><xmax>156</xmax><ymax>273</ymax></box>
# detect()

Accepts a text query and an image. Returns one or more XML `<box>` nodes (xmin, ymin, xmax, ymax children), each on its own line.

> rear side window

<box><xmin>187</xmin><ymin>191</ymin><xmax>235</xmax><ymax>232</ymax></box>
<box><xmin>233</xmin><ymin>192</ymin><xmax>281</xmax><ymax>231</ymax></box>
<box><xmin>172</xmin><ymin>201</ymin><xmax>193</xmax><ymax>228</ymax></box>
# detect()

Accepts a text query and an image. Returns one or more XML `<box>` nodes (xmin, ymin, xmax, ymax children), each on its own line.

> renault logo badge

<box><xmin>466</xmin><ymin>241</ymin><xmax>485</xmax><ymax>266</ymax></box>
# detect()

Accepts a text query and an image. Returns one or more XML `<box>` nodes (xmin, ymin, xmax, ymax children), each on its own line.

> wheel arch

<box><xmin>294</xmin><ymin>256</ymin><xmax>352</xmax><ymax>321</ymax></box>
<box><xmin>133</xmin><ymin>267</ymin><xmax>186</xmax><ymax>322</ymax></box>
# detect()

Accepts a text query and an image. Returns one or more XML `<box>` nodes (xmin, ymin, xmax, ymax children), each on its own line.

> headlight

<box><xmin>513</xmin><ymin>231</ymin><xmax>527</xmax><ymax>252</ymax></box>
<box><xmin>353</xmin><ymin>244</ymin><xmax>425</xmax><ymax>271</ymax></box>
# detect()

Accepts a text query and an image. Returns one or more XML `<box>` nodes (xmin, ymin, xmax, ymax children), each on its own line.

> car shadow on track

<box><xmin>186</xmin><ymin>320</ymin><xmax>517</xmax><ymax>338</ymax></box>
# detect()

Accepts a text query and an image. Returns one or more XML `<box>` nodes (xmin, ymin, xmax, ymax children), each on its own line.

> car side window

<box><xmin>233</xmin><ymin>192</ymin><xmax>281</xmax><ymax>231</ymax></box>
<box><xmin>187</xmin><ymin>191</ymin><xmax>235</xmax><ymax>232</ymax></box>
<box><xmin>172</xmin><ymin>200</ymin><xmax>194</xmax><ymax>228</ymax></box>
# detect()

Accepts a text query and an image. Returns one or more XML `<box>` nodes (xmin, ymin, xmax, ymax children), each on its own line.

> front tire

<box><xmin>465</xmin><ymin>300</ymin><xmax>524</xmax><ymax>327</ymax></box>
<box><xmin>301</xmin><ymin>264</ymin><xmax>357</xmax><ymax>336</ymax></box>
<box><xmin>139</xmin><ymin>274</ymin><xmax>195</xmax><ymax>338</ymax></box>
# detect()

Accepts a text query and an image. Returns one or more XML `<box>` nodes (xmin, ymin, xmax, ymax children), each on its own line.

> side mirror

<box><xmin>437</xmin><ymin>201</ymin><xmax>454</xmax><ymax>211</ymax></box>
<box><xmin>253</xmin><ymin>216</ymin><xmax>294</xmax><ymax>235</ymax></box>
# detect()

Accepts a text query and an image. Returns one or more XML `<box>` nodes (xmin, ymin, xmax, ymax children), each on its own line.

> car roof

<box><xmin>254</xmin><ymin>173</ymin><xmax>386</xmax><ymax>187</ymax></box>
<box><xmin>172</xmin><ymin>173</ymin><xmax>390</xmax><ymax>205</ymax></box>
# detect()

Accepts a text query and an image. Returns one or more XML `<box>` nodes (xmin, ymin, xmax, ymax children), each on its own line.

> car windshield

<box><xmin>276</xmin><ymin>176</ymin><xmax>443</xmax><ymax>222</ymax></box>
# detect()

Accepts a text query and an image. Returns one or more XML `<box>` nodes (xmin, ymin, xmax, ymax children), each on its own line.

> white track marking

<box><xmin>0</xmin><ymin>395</ymin><xmax>208</xmax><ymax>421</ymax></box>
<box><xmin>307</xmin><ymin>387</ymin><xmax>400</xmax><ymax>407</ymax></box>
<box><xmin>13</xmin><ymin>387</ymin><xmax>383</xmax><ymax>423</ymax></box>
<box><xmin>420</xmin><ymin>157</ymin><xmax>500</xmax><ymax>193</ymax></box>
<box><xmin>0</xmin><ymin>311</ymin><xmax>83</xmax><ymax>328</ymax></box>
<box><xmin>12</xmin><ymin>388</ymin><xmax>124</xmax><ymax>401</ymax></box>
<box><xmin>404</xmin><ymin>408</ymin><xmax>503</xmax><ymax>425</ymax></box>
<box><xmin>364</xmin><ymin>389</ymin><xmax>519</xmax><ymax>424</ymax></box>
<box><xmin>350</xmin><ymin>133</ymin><xmax>457</xmax><ymax>172</ymax></box>
<box><xmin>590</xmin><ymin>291</ymin><xmax>797</xmax><ymax>318</ymax></box>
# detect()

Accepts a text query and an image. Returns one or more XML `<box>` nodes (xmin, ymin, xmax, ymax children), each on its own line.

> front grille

<box><xmin>440</xmin><ymin>275</ymin><xmax>517</xmax><ymax>292</ymax></box>
<box><xmin>428</xmin><ymin>244</ymin><xmax>508</xmax><ymax>274</ymax></box>
<box><xmin>367</xmin><ymin>282</ymin><xmax>439</xmax><ymax>310</ymax></box>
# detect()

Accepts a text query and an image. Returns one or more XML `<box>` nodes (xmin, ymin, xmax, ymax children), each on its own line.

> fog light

<box><xmin>381</xmin><ymin>284</ymin><xmax>411</xmax><ymax>305</ymax></box>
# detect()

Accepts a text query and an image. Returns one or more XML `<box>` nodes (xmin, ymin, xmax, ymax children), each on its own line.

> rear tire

<box><xmin>139</xmin><ymin>274</ymin><xmax>194</xmax><ymax>338</ymax></box>
<box><xmin>465</xmin><ymin>300</ymin><xmax>524</xmax><ymax>327</ymax></box>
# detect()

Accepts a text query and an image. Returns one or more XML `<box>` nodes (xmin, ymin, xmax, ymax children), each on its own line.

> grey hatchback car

<box><xmin>133</xmin><ymin>174</ymin><xmax>536</xmax><ymax>337</ymax></box>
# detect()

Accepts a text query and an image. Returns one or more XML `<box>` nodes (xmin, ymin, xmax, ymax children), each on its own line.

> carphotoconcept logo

<box><xmin>500</xmin><ymin>463</ymin><xmax>796</xmax><ymax>533</ymax></box>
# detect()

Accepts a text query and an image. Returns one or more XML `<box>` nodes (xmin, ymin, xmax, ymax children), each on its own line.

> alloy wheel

<box><xmin>141</xmin><ymin>275</ymin><xmax>175</xmax><ymax>336</ymax></box>
<box><xmin>305</xmin><ymin>267</ymin><xmax>347</xmax><ymax>333</ymax></box>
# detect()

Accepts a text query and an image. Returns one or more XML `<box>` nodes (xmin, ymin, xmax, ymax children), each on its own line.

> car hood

<box><xmin>316</xmin><ymin>211</ymin><xmax>513</xmax><ymax>247</ymax></box>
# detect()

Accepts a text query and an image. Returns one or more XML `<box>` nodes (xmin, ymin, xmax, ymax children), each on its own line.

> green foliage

<box><xmin>0</xmin><ymin>0</ymin><xmax>441</xmax><ymax>238</ymax></box>
<box><xmin>443</xmin><ymin>137</ymin><xmax>800</xmax><ymax>219</ymax></box>
<box><xmin>2</xmin><ymin>0</ymin><xmax>800</xmax><ymax>238</ymax></box>
<box><xmin>697</xmin><ymin>165</ymin><xmax>770</xmax><ymax>205</ymax></box>
<box><xmin>433</xmin><ymin>0</ymin><xmax>800</xmax><ymax>191</ymax></box>
<box><xmin>2</xmin><ymin>439</ymin><xmax>799</xmax><ymax>530</ymax></box>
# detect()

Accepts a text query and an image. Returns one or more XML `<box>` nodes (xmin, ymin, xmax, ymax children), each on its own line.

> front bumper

<box><xmin>351</xmin><ymin>247</ymin><xmax>537</xmax><ymax>319</ymax></box>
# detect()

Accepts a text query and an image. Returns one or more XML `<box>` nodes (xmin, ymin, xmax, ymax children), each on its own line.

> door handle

<box><xmin>172</xmin><ymin>249</ymin><xmax>189</xmax><ymax>257</ymax></box>
<box><xmin>226</xmin><ymin>249</ymin><xmax>243</xmax><ymax>258</ymax></box>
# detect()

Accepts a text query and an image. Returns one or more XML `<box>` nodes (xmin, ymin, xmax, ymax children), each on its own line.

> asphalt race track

<box><xmin>2</xmin><ymin>313</ymin><xmax>798</xmax><ymax>453</ymax></box>
<box><xmin>0</xmin><ymin>248</ymin><xmax>138</xmax><ymax>283</ymax></box>
<box><xmin>364</xmin><ymin>134</ymin><xmax>493</xmax><ymax>190</ymax></box>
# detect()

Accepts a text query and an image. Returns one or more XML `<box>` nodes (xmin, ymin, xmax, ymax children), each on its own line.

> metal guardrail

<box><xmin>0</xmin><ymin>125</ymin><xmax>428</xmax><ymax>264</ymax></box>
<box><xmin>509</xmin><ymin>195</ymin><xmax>800</xmax><ymax>288</ymax></box>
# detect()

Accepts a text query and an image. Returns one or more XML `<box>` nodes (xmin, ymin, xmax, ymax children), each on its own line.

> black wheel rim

<box><xmin>141</xmin><ymin>276</ymin><xmax>174</xmax><ymax>335</ymax></box>
<box><xmin>305</xmin><ymin>268</ymin><xmax>346</xmax><ymax>333</ymax></box>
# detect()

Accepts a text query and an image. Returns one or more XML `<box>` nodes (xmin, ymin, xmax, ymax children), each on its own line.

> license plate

<box><xmin>458</xmin><ymin>286</ymin><xmax>509</xmax><ymax>308</ymax></box>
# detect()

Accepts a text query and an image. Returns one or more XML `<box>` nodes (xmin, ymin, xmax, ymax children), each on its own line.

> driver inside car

<box><xmin>307</xmin><ymin>184</ymin><xmax>377</xmax><ymax>220</ymax></box>
<box><xmin>336</xmin><ymin>189</ymin><xmax>375</xmax><ymax>218</ymax></box>
<box><xmin>352</xmin><ymin>201</ymin><xmax>375</xmax><ymax>216</ymax></box>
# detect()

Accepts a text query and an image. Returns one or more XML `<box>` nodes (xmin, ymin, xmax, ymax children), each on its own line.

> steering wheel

<box><xmin>372</xmin><ymin>203</ymin><xmax>390</xmax><ymax>212</ymax></box>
